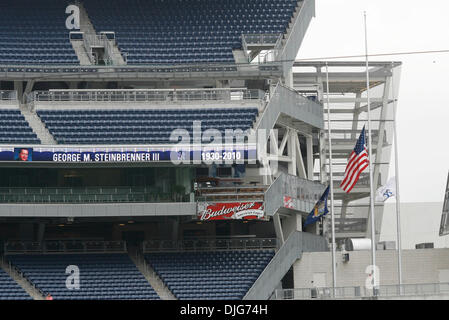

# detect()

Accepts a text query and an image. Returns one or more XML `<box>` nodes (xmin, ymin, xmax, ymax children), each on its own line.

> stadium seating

<box><xmin>37</xmin><ymin>107</ymin><xmax>258</xmax><ymax>144</ymax></box>
<box><xmin>145</xmin><ymin>250</ymin><xmax>275</xmax><ymax>300</ymax></box>
<box><xmin>0</xmin><ymin>109</ymin><xmax>40</xmax><ymax>144</ymax></box>
<box><xmin>83</xmin><ymin>0</ymin><xmax>299</xmax><ymax>64</ymax></box>
<box><xmin>0</xmin><ymin>0</ymin><xmax>297</xmax><ymax>65</ymax></box>
<box><xmin>7</xmin><ymin>253</ymin><xmax>159</xmax><ymax>300</ymax></box>
<box><xmin>0</xmin><ymin>0</ymin><xmax>79</xmax><ymax>65</ymax></box>
<box><xmin>0</xmin><ymin>268</ymin><xmax>32</xmax><ymax>300</ymax></box>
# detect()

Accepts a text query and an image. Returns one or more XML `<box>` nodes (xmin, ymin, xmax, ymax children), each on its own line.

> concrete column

<box><xmin>287</xmin><ymin>130</ymin><xmax>297</xmax><ymax>176</ymax></box>
<box><xmin>18</xmin><ymin>223</ymin><xmax>34</xmax><ymax>241</ymax></box>
<box><xmin>306</xmin><ymin>135</ymin><xmax>314</xmax><ymax>181</ymax></box>
<box><xmin>273</xmin><ymin>212</ymin><xmax>284</xmax><ymax>246</ymax></box>
<box><xmin>282</xmin><ymin>213</ymin><xmax>303</xmax><ymax>241</ymax></box>
<box><xmin>36</xmin><ymin>223</ymin><xmax>46</xmax><ymax>242</ymax></box>
<box><xmin>68</xmin><ymin>81</ymin><xmax>78</xmax><ymax>89</ymax></box>
<box><xmin>14</xmin><ymin>81</ymin><xmax>24</xmax><ymax>104</ymax></box>
<box><xmin>284</xmin><ymin>67</ymin><xmax>294</xmax><ymax>88</ymax></box>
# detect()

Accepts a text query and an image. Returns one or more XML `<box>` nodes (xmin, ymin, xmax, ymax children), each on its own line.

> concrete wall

<box><xmin>293</xmin><ymin>248</ymin><xmax>449</xmax><ymax>289</ymax></box>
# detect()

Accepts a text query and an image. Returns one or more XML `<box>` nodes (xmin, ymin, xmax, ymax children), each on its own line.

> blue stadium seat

<box><xmin>145</xmin><ymin>250</ymin><xmax>275</xmax><ymax>300</ymax></box>
<box><xmin>6</xmin><ymin>253</ymin><xmax>159</xmax><ymax>300</ymax></box>
<box><xmin>0</xmin><ymin>109</ymin><xmax>41</xmax><ymax>144</ymax></box>
<box><xmin>37</xmin><ymin>107</ymin><xmax>258</xmax><ymax>145</ymax></box>
<box><xmin>83</xmin><ymin>0</ymin><xmax>299</xmax><ymax>65</ymax></box>
<box><xmin>0</xmin><ymin>268</ymin><xmax>32</xmax><ymax>300</ymax></box>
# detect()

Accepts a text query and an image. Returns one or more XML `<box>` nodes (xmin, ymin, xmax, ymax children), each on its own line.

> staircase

<box><xmin>0</xmin><ymin>257</ymin><xmax>45</xmax><ymax>300</ymax></box>
<box><xmin>77</xmin><ymin>2</ymin><xmax>126</xmax><ymax>66</ymax></box>
<box><xmin>20</xmin><ymin>105</ymin><xmax>57</xmax><ymax>145</ymax></box>
<box><xmin>254</xmin><ymin>82</ymin><xmax>324</xmax><ymax>143</ymax></box>
<box><xmin>243</xmin><ymin>231</ymin><xmax>328</xmax><ymax>300</ymax></box>
<box><xmin>71</xmin><ymin>40</ymin><xmax>92</xmax><ymax>65</ymax></box>
<box><xmin>128</xmin><ymin>247</ymin><xmax>177</xmax><ymax>300</ymax></box>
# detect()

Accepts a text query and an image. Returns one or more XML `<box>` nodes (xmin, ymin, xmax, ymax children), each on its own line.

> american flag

<box><xmin>340</xmin><ymin>126</ymin><xmax>369</xmax><ymax>193</ymax></box>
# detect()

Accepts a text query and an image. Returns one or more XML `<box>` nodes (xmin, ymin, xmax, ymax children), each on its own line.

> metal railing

<box><xmin>0</xmin><ymin>186</ymin><xmax>192</xmax><ymax>204</ymax></box>
<box><xmin>31</xmin><ymin>88</ymin><xmax>266</xmax><ymax>103</ymax></box>
<box><xmin>0</xmin><ymin>90</ymin><xmax>17</xmax><ymax>101</ymax></box>
<box><xmin>272</xmin><ymin>283</ymin><xmax>449</xmax><ymax>299</ymax></box>
<box><xmin>142</xmin><ymin>238</ymin><xmax>278</xmax><ymax>253</ymax></box>
<box><xmin>4</xmin><ymin>240</ymin><xmax>127</xmax><ymax>254</ymax></box>
<box><xmin>0</xmin><ymin>62</ymin><xmax>283</xmax><ymax>77</ymax></box>
<box><xmin>242</xmin><ymin>33</ymin><xmax>284</xmax><ymax>64</ymax></box>
<box><xmin>242</xmin><ymin>33</ymin><xmax>282</xmax><ymax>47</ymax></box>
<box><xmin>195</xmin><ymin>185</ymin><xmax>268</xmax><ymax>202</ymax></box>
<box><xmin>83</xmin><ymin>33</ymin><xmax>114</xmax><ymax>65</ymax></box>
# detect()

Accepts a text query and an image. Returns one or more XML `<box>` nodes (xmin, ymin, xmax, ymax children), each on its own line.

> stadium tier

<box><xmin>83</xmin><ymin>0</ymin><xmax>298</xmax><ymax>64</ymax></box>
<box><xmin>145</xmin><ymin>250</ymin><xmax>275</xmax><ymax>300</ymax></box>
<box><xmin>0</xmin><ymin>0</ymin><xmax>405</xmax><ymax>302</ymax></box>
<box><xmin>0</xmin><ymin>0</ymin><xmax>79</xmax><ymax>65</ymax></box>
<box><xmin>0</xmin><ymin>109</ymin><xmax>40</xmax><ymax>144</ymax></box>
<box><xmin>0</xmin><ymin>268</ymin><xmax>32</xmax><ymax>300</ymax></box>
<box><xmin>6</xmin><ymin>253</ymin><xmax>159</xmax><ymax>300</ymax></box>
<box><xmin>37</xmin><ymin>107</ymin><xmax>258</xmax><ymax>144</ymax></box>
<box><xmin>0</xmin><ymin>0</ymin><xmax>299</xmax><ymax>65</ymax></box>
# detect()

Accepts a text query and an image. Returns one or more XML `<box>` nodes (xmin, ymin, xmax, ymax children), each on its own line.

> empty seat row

<box><xmin>7</xmin><ymin>254</ymin><xmax>159</xmax><ymax>300</ymax></box>
<box><xmin>0</xmin><ymin>0</ymin><xmax>79</xmax><ymax>65</ymax></box>
<box><xmin>0</xmin><ymin>269</ymin><xmax>32</xmax><ymax>300</ymax></box>
<box><xmin>37</xmin><ymin>107</ymin><xmax>257</xmax><ymax>145</ymax></box>
<box><xmin>145</xmin><ymin>250</ymin><xmax>275</xmax><ymax>300</ymax></box>
<box><xmin>83</xmin><ymin>0</ymin><xmax>299</xmax><ymax>64</ymax></box>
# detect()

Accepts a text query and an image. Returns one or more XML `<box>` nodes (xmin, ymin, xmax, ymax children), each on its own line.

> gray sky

<box><xmin>297</xmin><ymin>0</ymin><xmax>449</xmax><ymax>203</ymax></box>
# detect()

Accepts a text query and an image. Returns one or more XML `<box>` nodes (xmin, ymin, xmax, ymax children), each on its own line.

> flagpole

<box><xmin>391</xmin><ymin>62</ymin><xmax>403</xmax><ymax>291</ymax></box>
<box><xmin>325</xmin><ymin>62</ymin><xmax>337</xmax><ymax>296</ymax></box>
<box><xmin>364</xmin><ymin>11</ymin><xmax>378</xmax><ymax>296</ymax></box>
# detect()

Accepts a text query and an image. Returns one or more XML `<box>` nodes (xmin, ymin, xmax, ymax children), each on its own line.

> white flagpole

<box><xmin>325</xmin><ymin>62</ymin><xmax>337</xmax><ymax>296</ymax></box>
<box><xmin>364</xmin><ymin>11</ymin><xmax>378</xmax><ymax>296</ymax></box>
<box><xmin>391</xmin><ymin>62</ymin><xmax>403</xmax><ymax>291</ymax></box>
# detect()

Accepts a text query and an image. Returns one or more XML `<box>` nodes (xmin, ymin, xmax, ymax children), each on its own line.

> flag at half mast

<box><xmin>340</xmin><ymin>126</ymin><xmax>369</xmax><ymax>193</ymax></box>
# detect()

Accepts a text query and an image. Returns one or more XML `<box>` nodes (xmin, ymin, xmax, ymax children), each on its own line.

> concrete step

<box><xmin>71</xmin><ymin>40</ymin><xmax>92</xmax><ymax>65</ymax></box>
<box><xmin>20</xmin><ymin>105</ymin><xmax>57</xmax><ymax>145</ymax></box>
<box><xmin>0</xmin><ymin>257</ymin><xmax>45</xmax><ymax>300</ymax></box>
<box><xmin>233</xmin><ymin>49</ymin><xmax>249</xmax><ymax>64</ymax></box>
<box><xmin>108</xmin><ymin>40</ymin><xmax>127</xmax><ymax>65</ymax></box>
<box><xmin>128</xmin><ymin>249</ymin><xmax>177</xmax><ymax>300</ymax></box>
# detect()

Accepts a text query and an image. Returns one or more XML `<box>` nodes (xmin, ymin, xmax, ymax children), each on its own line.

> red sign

<box><xmin>283</xmin><ymin>196</ymin><xmax>295</xmax><ymax>209</ymax></box>
<box><xmin>197</xmin><ymin>201</ymin><xmax>265</xmax><ymax>221</ymax></box>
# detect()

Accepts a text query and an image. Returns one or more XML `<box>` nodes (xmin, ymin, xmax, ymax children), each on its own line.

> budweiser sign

<box><xmin>197</xmin><ymin>201</ymin><xmax>265</xmax><ymax>221</ymax></box>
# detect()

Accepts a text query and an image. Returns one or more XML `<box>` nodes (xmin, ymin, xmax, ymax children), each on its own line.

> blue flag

<box><xmin>304</xmin><ymin>186</ymin><xmax>330</xmax><ymax>227</ymax></box>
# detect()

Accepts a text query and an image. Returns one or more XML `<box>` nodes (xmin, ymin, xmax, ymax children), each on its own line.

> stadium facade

<box><xmin>0</xmin><ymin>0</ymin><xmax>404</xmax><ymax>300</ymax></box>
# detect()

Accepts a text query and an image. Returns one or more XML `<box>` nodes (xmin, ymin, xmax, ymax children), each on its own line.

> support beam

<box><xmin>306</xmin><ymin>135</ymin><xmax>314</xmax><ymax>181</ymax></box>
<box><xmin>273</xmin><ymin>212</ymin><xmax>284</xmax><ymax>246</ymax></box>
<box><xmin>293</xmin><ymin>132</ymin><xmax>307</xmax><ymax>179</ymax></box>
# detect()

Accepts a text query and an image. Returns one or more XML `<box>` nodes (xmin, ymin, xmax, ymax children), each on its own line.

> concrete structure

<box><xmin>293</xmin><ymin>249</ymin><xmax>449</xmax><ymax>289</ymax></box>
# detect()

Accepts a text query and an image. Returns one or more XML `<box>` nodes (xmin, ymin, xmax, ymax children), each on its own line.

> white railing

<box><xmin>4</xmin><ymin>240</ymin><xmax>127</xmax><ymax>254</ymax></box>
<box><xmin>242</xmin><ymin>33</ymin><xmax>284</xmax><ymax>64</ymax></box>
<box><xmin>83</xmin><ymin>34</ymin><xmax>114</xmax><ymax>65</ymax></box>
<box><xmin>142</xmin><ymin>238</ymin><xmax>278</xmax><ymax>252</ymax></box>
<box><xmin>0</xmin><ymin>90</ymin><xmax>17</xmax><ymax>101</ymax></box>
<box><xmin>272</xmin><ymin>283</ymin><xmax>449</xmax><ymax>299</ymax></box>
<box><xmin>30</xmin><ymin>88</ymin><xmax>266</xmax><ymax>103</ymax></box>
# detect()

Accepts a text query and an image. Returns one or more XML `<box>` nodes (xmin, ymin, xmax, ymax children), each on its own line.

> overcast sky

<box><xmin>297</xmin><ymin>0</ymin><xmax>449</xmax><ymax>203</ymax></box>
